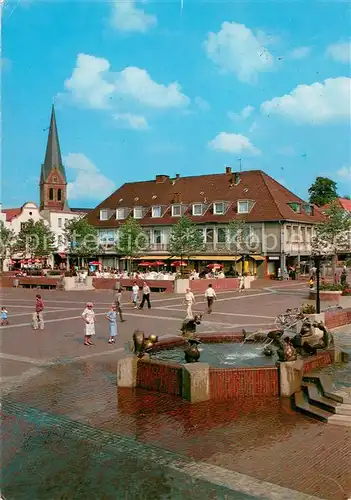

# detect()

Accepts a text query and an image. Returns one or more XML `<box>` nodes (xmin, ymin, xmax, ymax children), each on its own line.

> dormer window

<box><xmin>237</xmin><ymin>201</ymin><xmax>249</xmax><ymax>214</ymax></box>
<box><xmin>288</xmin><ymin>202</ymin><xmax>301</xmax><ymax>214</ymax></box>
<box><xmin>152</xmin><ymin>206</ymin><xmax>161</xmax><ymax>218</ymax></box>
<box><xmin>171</xmin><ymin>204</ymin><xmax>182</xmax><ymax>217</ymax></box>
<box><xmin>133</xmin><ymin>207</ymin><xmax>143</xmax><ymax>219</ymax></box>
<box><xmin>303</xmin><ymin>203</ymin><xmax>313</xmax><ymax>216</ymax></box>
<box><xmin>214</xmin><ymin>202</ymin><xmax>225</xmax><ymax>215</ymax></box>
<box><xmin>116</xmin><ymin>208</ymin><xmax>126</xmax><ymax>220</ymax></box>
<box><xmin>100</xmin><ymin>209</ymin><xmax>108</xmax><ymax>221</ymax></box>
<box><xmin>192</xmin><ymin>203</ymin><xmax>203</xmax><ymax>216</ymax></box>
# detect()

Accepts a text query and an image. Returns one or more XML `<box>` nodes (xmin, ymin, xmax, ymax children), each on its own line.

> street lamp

<box><xmin>313</xmin><ymin>253</ymin><xmax>323</xmax><ymax>314</ymax></box>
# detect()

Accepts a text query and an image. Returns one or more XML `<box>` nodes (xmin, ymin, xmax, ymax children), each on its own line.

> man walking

<box><xmin>32</xmin><ymin>294</ymin><xmax>44</xmax><ymax>330</ymax></box>
<box><xmin>184</xmin><ymin>288</ymin><xmax>196</xmax><ymax>319</ymax></box>
<box><xmin>204</xmin><ymin>283</ymin><xmax>216</xmax><ymax>314</ymax></box>
<box><xmin>114</xmin><ymin>287</ymin><xmax>126</xmax><ymax>322</ymax></box>
<box><xmin>139</xmin><ymin>282</ymin><xmax>151</xmax><ymax>309</ymax></box>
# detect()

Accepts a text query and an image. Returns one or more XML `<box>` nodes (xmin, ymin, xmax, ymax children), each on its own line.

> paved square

<box><xmin>1</xmin><ymin>281</ymin><xmax>350</xmax><ymax>499</ymax></box>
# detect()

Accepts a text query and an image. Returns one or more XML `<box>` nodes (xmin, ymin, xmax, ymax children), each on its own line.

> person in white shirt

<box><xmin>239</xmin><ymin>275</ymin><xmax>245</xmax><ymax>292</ymax></box>
<box><xmin>204</xmin><ymin>284</ymin><xmax>217</xmax><ymax>314</ymax></box>
<box><xmin>139</xmin><ymin>282</ymin><xmax>151</xmax><ymax>309</ymax></box>
<box><xmin>184</xmin><ymin>288</ymin><xmax>195</xmax><ymax>319</ymax></box>
<box><xmin>131</xmin><ymin>282</ymin><xmax>139</xmax><ymax>309</ymax></box>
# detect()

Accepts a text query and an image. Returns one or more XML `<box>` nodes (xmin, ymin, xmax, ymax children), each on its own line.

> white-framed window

<box><xmin>213</xmin><ymin>202</ymin><xmax>224</xmax><ymax>215</ymax></box>
<box><xmin>192</xmin><ymin>203</ymin><xmax>203</xmax><ymax>216</ymax></box>
<box><xmin>171</xmin><ymin>204</ymin><xmax>181</xmax><ymax>217</ymax></box>
<box><xmin>58</xmin><ymin>218</ymin><xmax>62</xmax><ymax>228</ymax></box>
<box><xmin>133</xmin><ymin>207</ymin><xmax>143</xmax><ymax>219</ymax></box>
<box><xmin>116</xmin><ymin>208</ymin><xmax>125</xmax><ymax>220</ymax></box>
<box><xmin>237</xmin><ymin>201</ymin><xmax>249</xmax><ymax>214</ymax></box>
<box><xmin>153</xmin><ymin>229</ymin><xmax>162</xmax><ymax>244</ymax></box>
<box><xmin>152</xmin><ymin>206</ymin><xmax>162</xmax><ymax>218</ymax></box>
<box><xmin>100</xmin><ymin>209</ymin><xmax>108</xmax><ymax>221</ymax></box>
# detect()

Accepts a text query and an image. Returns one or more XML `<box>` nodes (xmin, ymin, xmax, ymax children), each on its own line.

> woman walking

<box><xmin>139</xmin><ymin>282</ymin><xmax>151</xmax><ymax>309</ymax></box>
<box><xmin>105</xmin><ymin>304</ymin><xmax>118</xmax><ymax>343</ymax></box>
<box><xmin>82</xmin><ymin>302</ymin><xmax>95</xmax><ymax>346</ymax></box>
<box><xmin>131</xmin><ymin>282</ymin><xmax>139</xmax><ymax>309</ymax></box>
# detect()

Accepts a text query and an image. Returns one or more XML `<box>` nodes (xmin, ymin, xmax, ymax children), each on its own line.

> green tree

<box><xmin>308</xmin><ymin>177</ymin><xmax>338</xmax><ymax>206</ymax></box>
<box><xmin>312</xmin><ymin>201</ymin><xmax>351</xmax><ymax>283</ymax></box>
<box><xmin>117</xmin><ymin>217</ymin><xmax>149</xmax><ymax>272</ymax></box>
<box><xmin>14</xmin><ymin>219</ymin><xmax>56</xmax><ymax>260</ymax></box>
<box><xmin>0</xmin><ymin>221</ymin><xmax>15</xmax><ymax>270</ymax></box>
<box><xmin>168</xmin><ymin>216</ymin><xmax>204</xmax><ymax>275</ymax></box>
<box><xmin>64</xmin><ymin>216</ymin><xmax>98</xmax><ymax>264</ymax></box>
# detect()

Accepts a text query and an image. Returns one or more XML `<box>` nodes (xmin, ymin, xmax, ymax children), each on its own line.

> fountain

<box><xmin>117</xmin><ymin>310</ymin><xmax>348</xmax><ymax>404</ymax></box>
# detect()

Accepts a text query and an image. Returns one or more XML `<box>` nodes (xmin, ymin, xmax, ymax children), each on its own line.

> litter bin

<box><xmin>13</xmin><ymin>278</ymin><xmax>19</xmax><ymax>288</ymax></box>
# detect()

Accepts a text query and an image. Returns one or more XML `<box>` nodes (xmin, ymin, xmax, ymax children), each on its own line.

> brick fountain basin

<box><xmin>118</xmin><ymin>333</ymin><xmax>343</xmax><ymax>403</ymax></box>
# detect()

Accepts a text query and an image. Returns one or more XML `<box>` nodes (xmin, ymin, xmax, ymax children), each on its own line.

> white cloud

<box><xmin>111</xmin><ymin>0</ymin><xmax>156</xmax><ymax>33</ymax></box>
<box><xmin>326</xmin><ymin>42</ymin><xmax>351</xmax><ymax>64</ymax></box>
<box><xmin>228</xmin><ymin>105</ymin><xmax>255</xmax><ymax>120</ymax></box>
<box><xmin>204</xmin><ymin>22</ymin><xmax>274</xmax><ymax>83</ymax></box>
<box><xmin>208</xmin><ymin>132</ymin><xmax>261</xmax><ymax>155</ymax></box>
<box><xmin>114</xmin><ymin>113</ymin><xmax>149</xmax><ymax>129</ymax></box>
<box><xmin>194</xmin><ymin>96</ymin><xmax>210</xmax><ymax>111</ymax></box>
<box><xmin>64</xmin><ymin>54</ymin><xmax>115</xmax><ymax>109</ymax></box>
<box><xmin>63</xmin><ymin>54</ymin><xmax>190</xmax><ymax>114</ymax></box>
<box><xmin>288</xmin><ymin>46</ymin><xmax>311</xmax><ymax>59</ymax></box>
<box><xmin>261</xmin><ymin>77</ymin><xmax>351</xmax><ymax>124</ymax></box>
<box><xmin>337</xmin><ymin>166</ymin><xmax>351</xmax><ymax>181</ymax></box>
<box><xmin>65</xmin><ymin>153</ymin><xmax>115</xmax><ymax>200</ymax></box>
<box><xmin>114</xmin><ymin>66</ymin><xmax>189</xmax><ymax>108</ymax></box>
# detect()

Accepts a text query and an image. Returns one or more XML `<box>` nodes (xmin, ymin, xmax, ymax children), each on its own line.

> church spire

<box><xmin>40</xmin><ymin>105</ymin><xmax>66</xmax><ymax>184</ymax></box>
<box><xmin>39</xmin><ymin>105</ymin><xmax>68</xmax><ymax>211</ymax></box>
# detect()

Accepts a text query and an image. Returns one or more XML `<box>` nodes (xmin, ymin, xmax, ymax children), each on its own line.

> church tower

<box><xmin>39</xmin><ymin>105</ymin><xmax>68</xmax><ymax>211</ymax></box>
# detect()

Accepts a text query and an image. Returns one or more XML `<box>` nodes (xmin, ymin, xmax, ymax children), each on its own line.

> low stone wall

<box><xmin>209</xmin><ymin>367</ymin><xmax>279</xmax><ymax>399</ymax></box>
<box><xmin>302</xmin><ymin>351</ymin><xmax>334</xmax><ymax>374</ymax></box>
<box><xmin>309</xmin><ymin>290</ymin><xmax>342</xmax><ymax>302</ymax></box>
<box><xmin>325</xmin><ymin>308</ymin><xmax>351</xmax><ymax>329</ymax></box>
<box><xmin>190</xmin><ymin>278</ymin><xmax>239</xmax><ymax>293</ymax></box>
<box><xmin>0</xmin><ymin>276</ymin><xmax>60</xmax><ymax>289</ymax></box>
<box><xmin>93</xmin><ymin>278</ymin><xmax>174</xmax><ymax>292</ymax></box>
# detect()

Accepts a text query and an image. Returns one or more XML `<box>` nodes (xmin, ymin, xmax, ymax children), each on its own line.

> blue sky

<box><xmin>2</xmin><ymin>0</ymin><xmax>351</xmax><ymax>208</ymax></box>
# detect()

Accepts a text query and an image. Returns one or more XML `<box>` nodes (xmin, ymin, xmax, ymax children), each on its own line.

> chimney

<box><xmin>175</xmin><ymin>173</ymin><xmax>180</xmax><ymax>179</ymax></box>
<box><xmin>155</xmin><ymin>174</ymin><xmax>169</xmax><ymax>183</ymax></box>
<box><xmin>225</xmin><ymin>166</ymin><xmax>232</xmax><ymax>174</ymax></box>
<box><xmin>173</xmin><ymin>192</ymin><xmax>181</xmax><ymax>203</ymax></box>
<box><xmin>232</xmin><ymin>172</ymin><xmax>240</xmax><ymax>185</ymax></box>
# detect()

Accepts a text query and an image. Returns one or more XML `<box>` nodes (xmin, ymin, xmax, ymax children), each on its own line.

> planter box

<box><xmin>309</xmin><ymin>290</ymin><xmax>342</xmax><ymax>303</ymax></box>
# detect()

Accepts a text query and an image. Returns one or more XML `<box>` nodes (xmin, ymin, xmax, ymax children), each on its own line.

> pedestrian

<box><xmin>139</xmin><ymin>282</ymin><xmax>151</xmax><ymax>309</ymax></box>
<box><xmin>238</xmin><ymin>275</ymin><xmax>245</xmax><ymax>292</ymax></box>
<box><xmin>309</xmin><ymin>277</ymin><xmax>314</xmax><ymax>289</ymax></box>
<box><xmin>204</xmin><ymin>284</ymin><xmax>216</xmax><ymax>314</ymax></box>
<box><xmin>131</xmin><ymin>282</ymin><xmax>139</xmax><ymax>309</ymax></box>
<box><xmin>1</xmin><ymin>307</ymin><xmax>9</xmax><ymax>325</ymax></box>
<box><xmin>32</xmin><ymin>294</ymin><xmax>44</xmax><ymax>330</ymax></box>
<box><xmin>82</xmin><ymin>302</ymin><xmax>95</xmax><ymax>346</ymax></box>
<box><xmin>277</xmin><ymin>268</ymin><xmax>283</xmax><ymax>280</ymax></box>
<box><xmin>184</xmin><ymin>288</ymin><xmax>196</xmax><ymax>319</ymax></box>
<box><xmin>114</xmin><ymin>287</ymin><xmax>126</xmax><ymax>322</ymax></box>
<box><xmin>105</xmin><ymin>304</ymin><xmax>118</xmax><ymax>344</ymax></box>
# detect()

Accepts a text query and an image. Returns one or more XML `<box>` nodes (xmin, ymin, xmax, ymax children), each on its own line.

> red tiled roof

<box><xmin>87</xmin><ymin>169</ymin><xmax>326</xmax><ymax>227</ymax></box>
<box><xmin>321</xmin><ymin>198</ymin><xmax>351</xmax><ymax>212</ymax></box>
<box><xmin>2</xmin><ymin>208</ymin><xmax>22</xmax><ymax>222</ymax></box>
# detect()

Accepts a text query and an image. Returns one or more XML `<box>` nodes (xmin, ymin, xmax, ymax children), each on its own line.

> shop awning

<box><xmin>249</xmin><ymin>254</ymin><xmax>265</xmax><ymax>261</ymax></box>
<box><xmin>136</xmin><ymin>255</ymin><xmax>242</xmax><ymax>261</ymax></box>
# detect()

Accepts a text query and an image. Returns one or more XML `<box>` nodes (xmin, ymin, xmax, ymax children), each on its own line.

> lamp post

<box><xmin>313</xmin><ymin>254</ymin><xmax>322</xmax><ymax>314</ymax></box>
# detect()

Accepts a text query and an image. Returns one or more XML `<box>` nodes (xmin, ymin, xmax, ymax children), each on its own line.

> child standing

<box><xmin>309</xmin><ymin>277</ymin><xmax>314</xmax><ymax>289</ymax></box>
<box><xmin>81</xmin><ymin>302</ymin><xmax>95</xmax><ymax>346</ymax></box>
<box><xmin>238</xmin><ymin>275</ymin><xmax>245</xmax><ymax>292</ymax></box>
<box><xmin>1</xmin><ymin>307</ymin><xmax>9</xmax><ymax>325</ymax></box>
<box><xmin>105</xmin><ymin>304</ymin><xmax>118</xmax><ymax>344</ymax></box>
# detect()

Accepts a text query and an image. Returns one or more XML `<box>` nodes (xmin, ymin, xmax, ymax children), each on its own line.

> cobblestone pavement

<box><xmin>1</xmin><ymin>282</ymin><xmax>350</xmax><ymax>499</ymax></box>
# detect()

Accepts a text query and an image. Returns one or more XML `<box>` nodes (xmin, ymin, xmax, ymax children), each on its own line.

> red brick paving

<box><xmin>1</xmin><ymin>284</ymin><xmax>351</xmax><ymax>499</ymax></box>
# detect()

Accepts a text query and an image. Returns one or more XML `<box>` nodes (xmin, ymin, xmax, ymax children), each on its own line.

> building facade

<box><xmin>86</xmin><ymin>168</ymin><xmax>325</xmax><ymax>278</ymax></box>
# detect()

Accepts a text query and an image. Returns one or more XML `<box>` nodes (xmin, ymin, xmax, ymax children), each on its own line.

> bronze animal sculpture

<box><xmin>181</xmin><ymin>314</ymin><xmax>202</xmax><ymax>338</ymax></box>
<box><xmin>262</xmin><ymin>345</ymin><xmax>274</xmax><ymax>356</ymax></box>
<box><xmin>132</xmin><ymin>330</ymin><xmax>159</xmax><ymax>357</ymax></box>
<box><xmin>184</xmin><ymin>338</ymin><xmax>201</xmax><ymax>363</ymax></box>
<box><xmin>291</xmin><ymin>318</ymin><xmax>333</xmax><ymax>356</ymax></box>
<box><xmin>267</xmin><ymin>331</ymin><xmax>298</xmax><ymax>362</ymax></box>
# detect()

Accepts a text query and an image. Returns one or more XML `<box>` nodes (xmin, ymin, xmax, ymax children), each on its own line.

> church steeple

<box><xmin>40</xmin><ymin>105</ymin><xmax>68</xmax><ymax>211</ymax></box>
